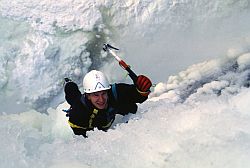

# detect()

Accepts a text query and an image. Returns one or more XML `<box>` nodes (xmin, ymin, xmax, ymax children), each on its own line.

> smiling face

<box><xmin>87</xmin><ymin>90</ymin><xmax>108</xmax><ymax>110</ymax></box>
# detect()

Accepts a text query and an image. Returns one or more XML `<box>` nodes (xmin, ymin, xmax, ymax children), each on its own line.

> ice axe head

<box><xmin>102</xmin><ymin>43</ymin><xmax>138</xmax><ymax>83</ymax></box>
<box><xmin>103</xmin><ymin>44</ymin><xmax>119</xmax><ymax>52</ymax></box>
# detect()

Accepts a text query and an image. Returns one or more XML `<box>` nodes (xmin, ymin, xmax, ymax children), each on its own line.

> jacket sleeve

<box><xmin>64</xmin><ymin>81</ymin><xmax>82</xmax><ymax>106</ymax></box>
<box><xmin>115</xmin><ymin>83</ymin><xmax>148</xmax><ymax>104</ymax></box>
<box><xmin>64</xmin><ymin>82</ymin><xmax>89</xmax><ymax>137</ymax></box>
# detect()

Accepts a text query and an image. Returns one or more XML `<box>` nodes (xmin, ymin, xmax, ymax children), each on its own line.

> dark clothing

<box><xmin>64</xmin><ymin>82</ymin><xmax>148</xmax><ymax>137</ymax></box>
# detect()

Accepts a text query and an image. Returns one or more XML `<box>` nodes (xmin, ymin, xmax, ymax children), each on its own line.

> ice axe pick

<box><xmin>103</xmin><ymin>43</ymin><xmax>138</xmax><ymax>83</ymax></box>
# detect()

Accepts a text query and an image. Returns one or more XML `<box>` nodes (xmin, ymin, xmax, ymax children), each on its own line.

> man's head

<box><xmin>83</xmin><ymin>70</ymin><xmax>110</xmax><ymax>109</ymax></box>
<box><xmin>86</xmin><ymin>90</ymin><xmax>108</xmax><ymax>109</ymax></box>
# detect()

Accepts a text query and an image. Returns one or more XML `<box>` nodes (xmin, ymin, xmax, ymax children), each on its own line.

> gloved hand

<box><xmin>136</xmin><ymin>75</ymin><xmax>152</xmax><ymax>96</ymax></box>
<box><xmin>64</xmin><ymin>78</ymin><xmax>72</xmax><ymax>83</ymax></box>
<box><xmin>63</xmin><ymin>77</ymin><xmax>72</xmax><ymax>87</ymax></box>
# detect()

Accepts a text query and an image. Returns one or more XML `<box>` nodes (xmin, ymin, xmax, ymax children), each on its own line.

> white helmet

<box><xmin>83</xmin><ymin>70</ymin><xmax>111</xmax><ymax>93</ymax></box>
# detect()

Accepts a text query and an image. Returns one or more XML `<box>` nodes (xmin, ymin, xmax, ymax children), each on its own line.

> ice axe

<box><xmin>103</xmin><ymin>43</ymin><xmax>138</xmax><ymax>83</ymax></box>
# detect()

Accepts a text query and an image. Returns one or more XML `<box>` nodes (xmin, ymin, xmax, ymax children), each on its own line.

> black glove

<box><xmin>64</xmin><ymin>78</ymin><xmax>72</xmax><ymax>83</ymax></box>
<box><xmin>136</xmin><ymin>75</ymin><xmax>152</xmax><ymax>96</ymax></box>
<box><xmin>63</xmin><ymin>77</ymin><xmax>72</xmax><ymax>87</ymax></box>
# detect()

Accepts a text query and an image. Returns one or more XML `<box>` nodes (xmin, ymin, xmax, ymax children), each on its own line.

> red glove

<box><xmin>136</xmin><ymin>75</ymin><xmax>152</xmax><ymax>96</ymax></box>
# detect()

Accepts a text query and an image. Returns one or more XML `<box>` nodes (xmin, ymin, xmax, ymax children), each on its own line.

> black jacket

<box><xmin>64</xmin><ymin>81</ymin><xmax>148</xmax><ymax>137</ymax></box>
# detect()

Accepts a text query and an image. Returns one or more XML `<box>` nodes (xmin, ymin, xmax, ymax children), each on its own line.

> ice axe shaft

<box><xmin>103</xmin><ymin>44</ymin><xmax>138</xmax><ymax>83</ymax></box>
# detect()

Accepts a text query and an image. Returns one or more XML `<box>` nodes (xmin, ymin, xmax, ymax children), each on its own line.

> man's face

<box><xmin>87</xmin><ymin>90</ymin><xmax>108</xmax><ymax>110</ymax></box>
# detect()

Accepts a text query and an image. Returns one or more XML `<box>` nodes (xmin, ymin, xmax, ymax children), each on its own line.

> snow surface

<box><xmin>1</xmin><ymin>0</ymin><xmax>250</xmax><ymax>112</ymax></box>
<box><xmin>1</xmin><ymin>0</ymin><xmax>250</xmax><ymax>168</ymax></box>
<box><xmin>1</xmin><ymin>55</ymin><xmax>250</xmax><ymax>167</ymax></box>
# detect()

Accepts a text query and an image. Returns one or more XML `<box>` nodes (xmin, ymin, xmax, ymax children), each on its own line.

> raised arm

<box><xmin>64</xmin><ymin>78</ymin><xmax>82</xmax><ymax>106</ymax></box>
